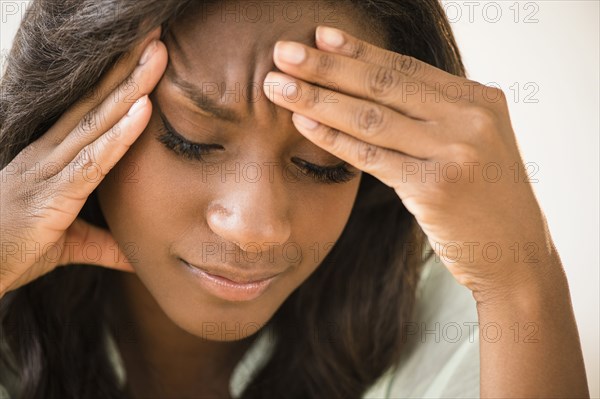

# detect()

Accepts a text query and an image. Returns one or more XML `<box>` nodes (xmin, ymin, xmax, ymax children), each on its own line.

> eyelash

<box><xmin>290</xmin><ymin>158</ymin><xmax>358</xmax><ymax>184</ymax></box>
<box><xmin>156</xmin><ymin>117</ymin><xmax>358</xmax><ymax>185</ymax></box>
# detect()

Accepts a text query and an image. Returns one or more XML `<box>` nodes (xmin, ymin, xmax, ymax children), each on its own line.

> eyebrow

<box><xmin>164</xmin><ymin>61</ymin><xmax>244</xmax><ymax>124</ymax></box>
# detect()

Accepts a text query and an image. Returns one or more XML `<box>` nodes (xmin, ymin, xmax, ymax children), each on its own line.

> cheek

<box><xmin>96</xmin><ymin>123</ymin><xmax>186</xmax><ymax>263</ymax></box>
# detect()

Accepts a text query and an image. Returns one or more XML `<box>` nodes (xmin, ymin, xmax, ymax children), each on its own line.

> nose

<box><xmin>206</xmin><ymin>168</ymin><xmax>292</xmax><ymax>254</ymax></box>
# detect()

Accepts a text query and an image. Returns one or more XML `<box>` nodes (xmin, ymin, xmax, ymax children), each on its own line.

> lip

<box><xmin>180</xmin><ymin>259</ymin><xmax>282</xmax><ymax>302</ymax></box>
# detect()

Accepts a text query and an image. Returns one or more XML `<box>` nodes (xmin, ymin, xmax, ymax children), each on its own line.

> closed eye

<box><xmin>156</xmin><ymin>112</ymin><xmax>358</xmax><ymax>185</ymax></box>
<box><xmin>157</xmin><ymin>111</ymin><xmax>223</xmax><ymax>161</ymax></box>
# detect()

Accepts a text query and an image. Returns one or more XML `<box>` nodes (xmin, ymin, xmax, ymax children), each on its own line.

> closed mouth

<box><xmin>180</xmin><ymin>259</ymin><xmax>282</xmax><ymax>285</ymax></box>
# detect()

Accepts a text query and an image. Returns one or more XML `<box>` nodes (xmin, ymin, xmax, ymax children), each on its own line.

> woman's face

<box><xmin>97</xmin><ymin>1</ymin><xmax>385</xmax><ymax>341</ymax></box>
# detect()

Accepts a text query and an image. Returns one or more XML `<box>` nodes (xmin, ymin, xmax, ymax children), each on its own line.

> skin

<box><xmin>266</xmin><ymin>20</ymin><xmax>589</xmax><ymax>399</ymax></box>
<box><xmin>95</xmin><ymin>2</ymin><xmax>386</xmax><ymax>397</ymax></box>
<box><xmin>0</xmin><ymin>0</ymin><xmax>588</xmax><ymax>398</ymax></box>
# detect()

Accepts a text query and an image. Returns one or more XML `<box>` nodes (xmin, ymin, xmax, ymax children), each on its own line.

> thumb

<box><xmin>62</xmin><ymin>218</ymin><xmax>136</xmax><ymax>273</ymax></box>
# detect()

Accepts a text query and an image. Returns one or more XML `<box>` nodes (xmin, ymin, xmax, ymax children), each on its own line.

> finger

<box><xmin>4</xmin><ymin>28</ymin><xmax>162</xmax><ymax>177</ymax></box>
<box><xmin>263</xmin><ymin>71</ymin><xmax>439</xmax><ymax>159</ymax></box>
<box><xmin>273</xmin><ymin>40</ymin><xmax>451</xmax><ymax>121</ymax></box>
<box><xmin>314</xmin><ymin>25</ymin><xmax>464</xmax><ymax>86</ymax></box>
<box><xmin>44</xmin><ymin>39</ymin><xmax>167</xmax><ymax>169</ymax></box>
<box><xmin>40</xmin><ymin>26</ymin><xmax>162</xmax><ymax>148</ymax></box>
<box><xmin>290</xmin><ymin>112</ymin><xmax>417</xmax><ymax>192</ymax></box>
<box><xmin>44</xmin><ymin>95</ymin><xmax>151</xmax><ymax>232</ymax></box>
<box><xmin>62</xmin><ymin>218</ymin><xmax>135</xmax><ymax>272</ymax></box>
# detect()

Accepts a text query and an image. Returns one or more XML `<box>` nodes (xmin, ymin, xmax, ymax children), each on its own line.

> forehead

<box><xmin>164</xmin><ymin>1</ymin><xmax>387</xmax><ymax>87</ymax></box>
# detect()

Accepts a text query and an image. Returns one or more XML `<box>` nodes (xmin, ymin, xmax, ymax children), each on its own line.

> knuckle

<box><xmin>457</xmin><ymin>79</ymin><xmax>482</xmax><ymax>102</ymax></box>
<box><xmin>484</xmin><ymin>86</ymin><xmax>507</xmax><ymax>106</ymax></box>
<box><xmin>490</xmin><ymin>86</ymin><xmax>506</xmax><ymax>99</ymax></box>
<box><xmin>77</xmin><ymin>107</ymin><xmax>107</xmax><ymax>138</ymax></box>
<box><xmin>349</xmin><ymin>40</ymin><xmax>368</xmax><ymax>60</ymax></box>
<box><xmin>74</xmin><ymin>144</ymin><xmax>97</xmax><ymax>171</ymax></box>
<box><xmin>298</xmin><ymin>85</ymin><xmax>320</xmax><ymax>110</ymax></box>
<box><xmin>355</xmin><ymin>105</ymin><xmax>386</xmax><ymax>137</ymax></box>
<box><xmin>468</xmin><ymin>106</ymin><xmax>497</xmax><ymax>132</ymax></box>
<box><xmin>123</xmin><ymin>73</ymin><xmax>136</xmax><ymax>89</ymax></box>
<box><xmin>80</xmin><ymin>108</ymin><xmax>99</xmax><ymax>133</ymax></box>
<box><xmin>392</xmin><ymin>54</ymin><xmax>422</xmax><ymax>76</ymax></box>
<box><xmin>366</xmin><ymin>66</ymin><xmax>400</xmax><ymax>98</ymax></box>
<box><xmin>315</xmin><ymin>53</ymin><xmax>336</xmax><ymax>76</ymax></box>
<box><xmin>445</xmin><ymin>142</ymin><xmax>479</xmax><ymax>163</ymax></box>
<box><xmin>320</xmin><ymin>127</ymin><xmax>341</xmax><ymax>148</ymax></box>
<box><xmin>356</xmin><ymin>142</ymin><xmax>381</xmax><ymax>169</ymax></box>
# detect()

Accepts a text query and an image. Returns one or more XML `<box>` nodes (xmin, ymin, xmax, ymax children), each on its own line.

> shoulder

<box><xmin>364</xmin><ymin>247</ymin><xmax>480</xmax><ymax>398</ymax></box>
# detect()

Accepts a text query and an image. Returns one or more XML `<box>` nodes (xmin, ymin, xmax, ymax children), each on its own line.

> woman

<box><xmin>0</xmin><ymin>0</ymin><xmax>589</xmax><ymax>398</ymax></box>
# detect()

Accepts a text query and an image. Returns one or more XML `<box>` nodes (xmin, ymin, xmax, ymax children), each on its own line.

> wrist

<box><xmin>472</xmin><ymin>253</ymin><xmax>568</xmax><ymax>309</ymax></box>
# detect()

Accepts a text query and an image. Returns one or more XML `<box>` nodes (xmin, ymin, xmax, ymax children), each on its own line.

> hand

<box><xmin>0</xmin><ymin>27</ymin><xmax>168</xmax><ymax>299</ymax></box>
<box><xmin>263</xmin><ymin>26</ymin><xmax>554</xmax><ymax>300</ymax></box>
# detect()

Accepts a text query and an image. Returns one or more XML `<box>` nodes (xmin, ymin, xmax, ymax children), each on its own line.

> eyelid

<box><xmin>158</xmin><ymin>109</ymin><xmax>353</xmax><ymax>172</ymax></box>
<box><xmin>158</xmin><ymin>111</ymin><xmax>224</xmax><ymax>150</ymax></box>
<box><xmin>291</xmin><ymin>157</ymin><xmax>349</xmax><ymax>171</ymax></box>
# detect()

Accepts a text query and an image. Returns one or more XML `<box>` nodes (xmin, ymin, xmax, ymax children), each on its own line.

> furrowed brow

<box><xmin>165</xmin><ymin>61</ymin><xmax>243</xmax><ymax>124</ymax></box>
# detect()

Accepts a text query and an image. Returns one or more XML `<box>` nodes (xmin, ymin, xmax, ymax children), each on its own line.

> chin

<box><xmin>162</xmin><ymin>298</ymin><xmax>279</xmax><ymax>342</ymax></box>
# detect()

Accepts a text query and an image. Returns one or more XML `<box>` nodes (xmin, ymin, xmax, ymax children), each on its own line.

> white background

<box><xmin>1</xmin><ymin>0</ymin><xmax>599</xmax><ymax>397</ymax></box>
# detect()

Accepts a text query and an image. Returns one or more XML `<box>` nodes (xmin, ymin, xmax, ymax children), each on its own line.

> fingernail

<box><xmin>128</xmin><ymin>95</ymin><xmax>148</xmax><ymax>116</ymax></box>
<box><xmin>274</xmin><ymin>41</ymin><xmax>306</xmax><ymax>64</ymax></box>
<box><xmin>139</xmin><ymin>40</ymin><xmax>158</xmax><ymax>66</ymax></box>
<box><xmin>264</xmin><ymin>72</ymin><xmax>298</xmax><ymax>99</ymax></box>
<box><xmin>317</xmin><ymin>26</ymin><xmax>345</xmax><ymax>47</ymax></box>
<box><xmin>293</xmin><ymin>113</ymin><xmax>319</xmax><ymax>130</ymax></box>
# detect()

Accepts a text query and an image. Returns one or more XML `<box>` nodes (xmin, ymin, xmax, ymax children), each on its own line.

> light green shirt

<box><xmin>1</xmin><ymin>248</ymin><xmax>480</xmax><ymax>398</ymax></box>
